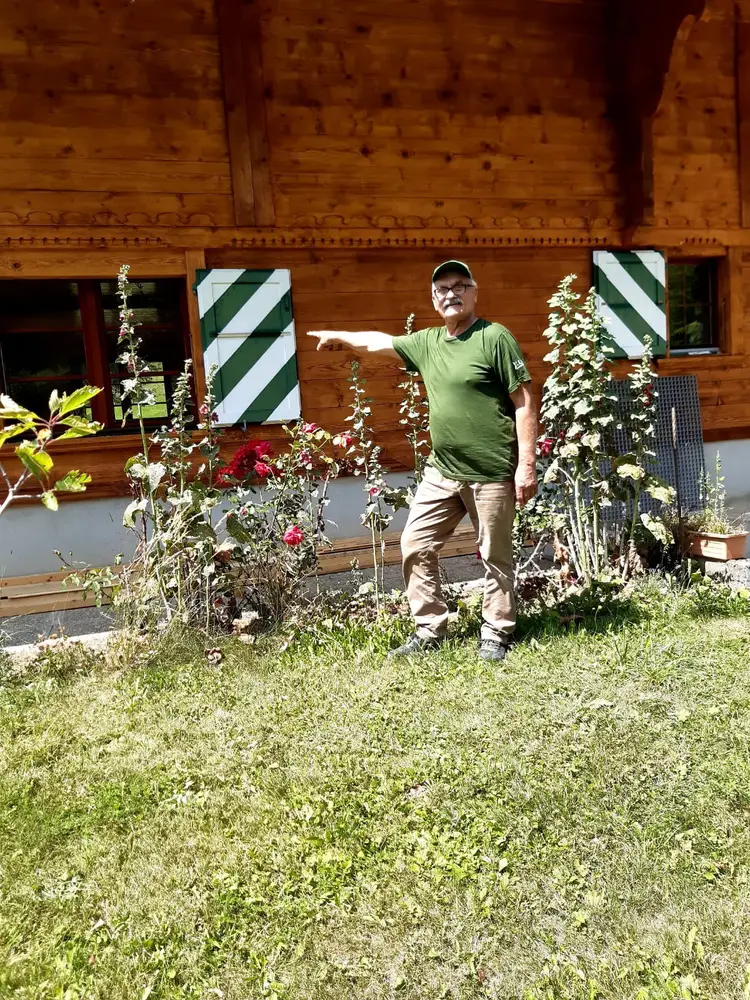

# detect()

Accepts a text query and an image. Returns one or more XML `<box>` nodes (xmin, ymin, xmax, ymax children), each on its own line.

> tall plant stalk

<box><xmin>116</xmin><ymin>264</ymin><xmax>170</xmax><ymax>616</ymax></box>
<box><xmin>398</xmin><ymin>312</ymin><xmax>430</xmax><ymax>489</ymax></box>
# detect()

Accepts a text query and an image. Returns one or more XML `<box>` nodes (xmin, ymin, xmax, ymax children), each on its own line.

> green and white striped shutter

<box><xmin>593</xmin><ymin>250</ymin><xmax>667</xmax><ymax>359</ymax></box>
<box><xmin>196</xmin><ymin>269</ymin><xmax>301</xmax><ymax>426</ymax></box>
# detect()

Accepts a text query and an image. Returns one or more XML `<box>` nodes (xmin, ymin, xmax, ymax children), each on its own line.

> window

<box><xmin>667</xmin><ymin>259</ymin><xmax>719</xmax><ymax>354</ymax></box>
<box><xmin>0</xmin><ymin>278</ymin><xmax>190</xmax><ymax>431</ymax></box>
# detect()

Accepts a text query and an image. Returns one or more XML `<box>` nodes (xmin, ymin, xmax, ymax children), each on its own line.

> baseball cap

<box><xmin>431</xmin><ymin>260</ymin><xmax>474</xmax><ymax>283</ymax></box>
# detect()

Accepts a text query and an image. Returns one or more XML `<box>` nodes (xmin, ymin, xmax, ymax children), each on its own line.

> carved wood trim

<box><xmin>4</xmin><ymin>224</ymin><xmax>750</xmax><ymax>253</ymax></box>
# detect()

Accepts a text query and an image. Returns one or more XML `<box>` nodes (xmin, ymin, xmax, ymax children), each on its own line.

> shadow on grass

<box><xmin>515</xmin><ymin>589</ymin><xmax>646</xmax><ymax>642</ymax></box>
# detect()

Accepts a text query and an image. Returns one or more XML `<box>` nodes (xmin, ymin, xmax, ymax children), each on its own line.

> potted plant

<box><xmin>683</xmin><ymin>455</ymin><xmax>748</xmax><ymax>562</ymax></box>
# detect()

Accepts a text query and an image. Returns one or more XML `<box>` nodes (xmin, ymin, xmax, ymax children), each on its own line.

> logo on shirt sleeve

<box><xmin>512</xmin><ymin>358</ymin><xmax>526</xmax><ymax>371</ymax></box>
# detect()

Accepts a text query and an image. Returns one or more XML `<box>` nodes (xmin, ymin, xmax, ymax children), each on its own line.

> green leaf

<box><xmin>54</xmin><ymin>470</ymin><xmax>92</xmax><ymax>493</ymax></box>
<box><xmin>0</xmin><ymin>395</ymin><xmax>36</xmax><ymax>421</ymax></box>
<box><xmin>616</xmin><ymin>463</ymin><xmax>645</xmax><ymax>481</ymax></box>
<box><xmin>15</xmin><ymin>441</ymin><xmax>53</xmax><ymax>481</ymax></box>
<box><xmin>57</xmin><ymin>385</ymin><xmax>102</xmax><ymax>417</ymax></box>
<box><xmin>645</xmin><ymin>478</ymin><xmax>675</xmax><ymax>504</ymax></box>
<box><xmin>225</xmin><ymin>513</ymin><xmax>253</xmax><ymax>544</ymax></box>
<box><xmin>56</xmin><ymin>415</ymin><xmax>102</xmax><ymax>440</ymax></box>
<box><xmin>0</xmin><ymin>422</ymin><xmax>34</xmax><ymax>447</ymax></box>
<box><xmin>41</xmin><ymin>491</ymin><xmax>59</xmax><ymax>511</ymax></box>
<box><xmin>123</xmin><ymin>498</ymin><xmax>149</xmax><ymax>528</ymax></box>
<box><xmin>641</xmin><ymin>512</ymin><xmax>670</xmax><ymax>545</ymax></box>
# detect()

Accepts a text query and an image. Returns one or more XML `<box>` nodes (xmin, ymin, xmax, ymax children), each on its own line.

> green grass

<box><xmin>2</xmin><ymin>585</ymin><xmax>750</xmax><ymax>998</ymax></box>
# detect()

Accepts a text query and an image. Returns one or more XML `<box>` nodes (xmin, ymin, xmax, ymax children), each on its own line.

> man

<box><xmin>307</xmin><ymin>260</ymin><xmax>538</xmax><ymax>661</ymax></box>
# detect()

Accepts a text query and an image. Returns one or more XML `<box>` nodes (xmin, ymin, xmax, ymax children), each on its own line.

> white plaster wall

<box><xmin>703</xmin><ymin>440</ymin><xmax>750</xmax><ymax>506</ymax></box>
<box><xmin>5</xmin><ymin>445</ymin><xmax>750</xmax><ymax>579</ymax></box>
<box><xmin>0</xmin><ymin>474</ymin><xmax>415</xmax><ymax>578</ymax></box>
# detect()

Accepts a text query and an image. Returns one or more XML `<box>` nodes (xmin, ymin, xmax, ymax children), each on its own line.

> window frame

<box><xmin>0</xmin><ymin>276</ymin><xmax>193</xmax><ymax>433</ymax></box>
<box><xmin>0</xmin><ymin>251</ymin><xmax>207</xmax><ymax>437</ymax></box>
<box><xmin>665</xmin><ymin>255</ymin><xmax>722</xmax><ymax>357</ymax></box>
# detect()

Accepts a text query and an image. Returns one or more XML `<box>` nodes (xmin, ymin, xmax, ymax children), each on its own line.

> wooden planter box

<box><xmin>687</xmin><ymin>531</ymin><xmax>749</xmax><ymax>562</ymax></box>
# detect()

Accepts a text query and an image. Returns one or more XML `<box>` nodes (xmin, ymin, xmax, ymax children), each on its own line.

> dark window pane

<box><xmin>4</xmin><ymin>378</ymin><xmax>86</xmax><ymax>418</ymax></box>
<box><xmin>0</xmin><ymin>280</ymin><xmax>81</xmax><ymax>334</ymax></box>
<box><xmin>0</xmin><ymin>280</ymin><xmax>88</xmax><ymax>412</ymax></box>
<box><xmin>1</xmin><ymin>329</ymin><xmax>87</xmax><ymax>380</ymax></box>
<box><xmin>100</xmin><ymin>278</ymin><xmax>185</xmax><ymax>374</ymax></box>
<box><xmin>668</xmin><ymin>260</ymin><xmax>717</xmax><ymax>351</ymax></box>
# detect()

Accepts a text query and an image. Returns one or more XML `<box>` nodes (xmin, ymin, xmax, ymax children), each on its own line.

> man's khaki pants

<box><xmin>400</xmin><ymin>464</ymin><xmax>516</xmax><ymax>642</ymax></box>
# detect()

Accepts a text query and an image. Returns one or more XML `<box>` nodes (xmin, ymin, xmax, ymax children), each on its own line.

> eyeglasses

<box><xmin>433</xmin><ymin>281</ymin><xmax>475</xmax><ymax>298</ymax></box>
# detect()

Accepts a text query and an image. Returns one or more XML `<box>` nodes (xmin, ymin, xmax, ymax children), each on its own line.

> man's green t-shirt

<box><xmin>392</xmin><ymin>318</ymin><xmax>531</xmax><ymax>483</ymax></box>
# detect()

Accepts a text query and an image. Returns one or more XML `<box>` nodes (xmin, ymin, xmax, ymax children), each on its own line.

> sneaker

<box><xmin>388</xmin><ymin>633</ymin><xmax>444</xmax><ymax>658</ymax></box>
<box><xmin>478</xmin><ymin>637</ymin><xmax>511</xmax><ymax>662</ymax></box>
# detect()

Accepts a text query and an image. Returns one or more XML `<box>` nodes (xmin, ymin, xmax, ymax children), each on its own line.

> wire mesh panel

<box><xmin>611</xmin><ymin>374</ymin><xmax>704</xmax><ymax>516</ymax></box>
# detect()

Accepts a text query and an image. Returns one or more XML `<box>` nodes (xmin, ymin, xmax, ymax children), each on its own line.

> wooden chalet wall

<box><xmin>0</xmin><ymin>0</ymin><xmax>748</xmax><ymax>497</ymax></box>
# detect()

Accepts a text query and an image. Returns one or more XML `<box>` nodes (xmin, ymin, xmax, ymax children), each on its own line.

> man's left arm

<box><xmin>510</xmin><ymin>383</ymin><xmax>538</xmax><ymax>507</ymax></box>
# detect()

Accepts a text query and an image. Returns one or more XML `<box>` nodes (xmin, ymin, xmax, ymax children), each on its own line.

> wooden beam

<box><xmin>216</xmin><ymin>0</ymin><xmax>274</xmax><ymax>227</ymax></box>
<box><xmin>608</xmin><ymin>0</ymin><xmax>708</xmax><ymax>233</ymax></box>
<box><xmin>736</xmin><ymin>4</ymin><xmax>750</xmax><ymax>227</ymax></box>
<box><xmin>185</xmin><ymin>249</ymin><xmax>208</xmax><ymax>404</ymax></box>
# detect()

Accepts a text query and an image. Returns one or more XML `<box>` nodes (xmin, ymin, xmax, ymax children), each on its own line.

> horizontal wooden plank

<box><xmin>0</xmin><ymin>123</ymin><xmax>228</xmax><ymax>162</ymax></box>
<box><xmin>0</xmin><ymin>158</ymin><xmax>232</xmax><ymax>195</ymax></box>
<box><xmin>0</xmin><ymin>250</ymin><xmax>189</xmax><ymax>279</ymax></box>
<box><xmin>1</xmin><ymin>0</ymin><xmax>217</xmax><ymax>37</ymax></box>
<box><xmin>0</xmin><ymin>43</ymin><xmax>222</xmax><ymax>98</ymax></box>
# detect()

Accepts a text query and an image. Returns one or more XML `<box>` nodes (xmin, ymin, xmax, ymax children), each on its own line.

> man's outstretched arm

<box><xmin>307</xmin><ymin>330</ymin><xmax>400</xmax><ymax>359</ymax></box>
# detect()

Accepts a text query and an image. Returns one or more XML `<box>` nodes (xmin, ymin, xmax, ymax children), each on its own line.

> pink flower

<box><xmin>254</xmin><ymin>461</ymin><xmax>273</xmax><ymax>479</ymax></box>
<box><xmin>299</xmin><ymin>450</ymin><xmax>312</xmax><ymax>466</ymax></box>
<box><xmin>199</xmin><ymin>403</ymin><xmax>210</xmax><ymax>417</ymax></box>
<box><xmin>334</xmin><ymin>432</ymin><xmax>353</xmax><ymax>448</ymax></box>
<box><xmin>283</xmin><ymin>525</ymin><xmax>305</xmax><ymax>546</ymax></box>
<box><xmin>368</xmin><ymin>486</ymin><xmax>381</xmax><ymax>497</ymax></box>
<box><xmin>301</xmin><ymin>422</ymin><xmax>319</xmax><ymax>434</ymax></box>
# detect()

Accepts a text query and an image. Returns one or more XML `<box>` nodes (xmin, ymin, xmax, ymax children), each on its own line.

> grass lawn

<box><xmin>2</xmin><ymin>584</ymin><xmax>750</xmax><ymax>998</ymax></box>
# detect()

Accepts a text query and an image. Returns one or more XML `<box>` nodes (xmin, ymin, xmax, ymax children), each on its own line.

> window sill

<box><xmin>668</xmin><ymin>348</ymin><xmax>721</xmax><ymax>357</ymax></box>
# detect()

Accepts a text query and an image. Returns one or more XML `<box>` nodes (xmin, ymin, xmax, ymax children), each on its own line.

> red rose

<box><xmin>254</xmin><ymin>461</ymin><xmax>273</xmax><ymax>479</ymax></box>
<box><xmin>283</xmin><ymin>525</ymin><xmax>305</xmax><ymax>546</ymax></box>
<box><xmin>539</xmin><ymin>437</ymin><xmax>554</xmax><ymax>458</ymax></box>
